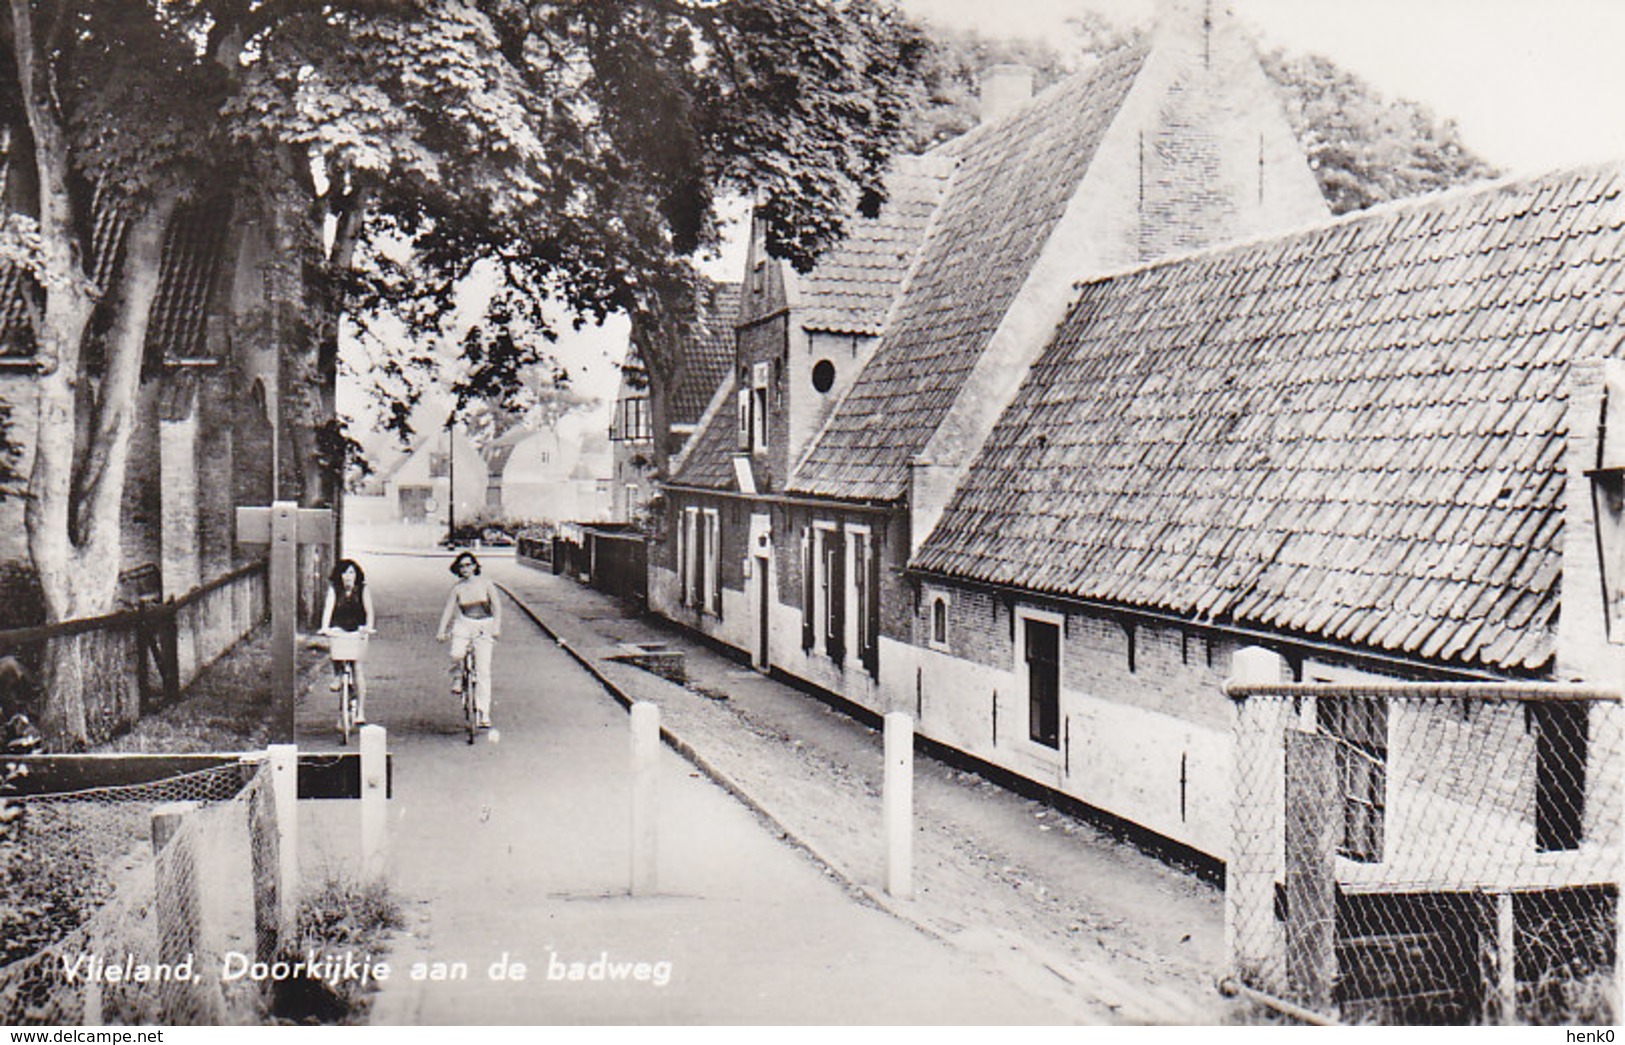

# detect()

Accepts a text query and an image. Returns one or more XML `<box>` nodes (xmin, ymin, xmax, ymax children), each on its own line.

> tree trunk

<box><xmin>33</xmin><ymin>198</ymin><xmax>175</xmax><ymax>747</ymax></box>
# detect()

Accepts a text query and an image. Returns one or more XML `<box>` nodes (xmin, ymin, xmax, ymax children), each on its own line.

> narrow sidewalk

<box><xmin>491</xmin><ymin>558</ymin><xmax>1237</xmax><ymax>1025</ymax></box>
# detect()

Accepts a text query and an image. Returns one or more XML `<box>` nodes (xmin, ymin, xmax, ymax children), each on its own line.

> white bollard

<box><xmin>268</xmin><ymin>743</ymin><xmax>299</xmax><ymax>943</ymax></box>
<box><xmin>630</xmin><ymin>702</ymin><xmax>659</xmax><ymax>897</ymax></box>
<box><xmin>360</xmin><ymin>725</ymin><xmax>387</xmax><ymax>883</ymax></box>
<box><xmin>884</xmin><ymin>711</ymin><xmax>914</xmax><ymax>900</ymax></box>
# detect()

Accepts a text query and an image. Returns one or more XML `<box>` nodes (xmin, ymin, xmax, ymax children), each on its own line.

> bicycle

<box><xmin>458</xmin><ymin>642</ymin><xmax>478</xmax><ymax>745</ymax></box>
<box><xmin>323</xmin><ymin>628</ymin><xmax>373</xmax><ymax>746</ymax></box>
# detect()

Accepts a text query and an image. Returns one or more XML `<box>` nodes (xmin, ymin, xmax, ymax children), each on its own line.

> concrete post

<box><xmin>884</xmin><ymin>711</ymin><xmax>914</xmax><ymax>900</ymax></box>
<box><xmin>268</xmin><ymin>743</ymin><xmax>299</xmax><ymax>943</ymax></box>
<box><xmin>360</xmin><ymin>725</ymin><xmax>387</xmax><ymax>883</ymax></box>
<box><xmin>1226</xmin><ymin>645</ymin><xmax>1290</xmax><ymax>982</ymax></box>
<box><xmin>630</xmin><ymin>702</ymin><xmax>659</xmax><ymax>897</ymax></box>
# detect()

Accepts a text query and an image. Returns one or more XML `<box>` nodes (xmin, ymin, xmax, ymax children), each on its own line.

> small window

<box><xmin>812</xmin><ymin>359</ymin><xmax>836</xmax><ymax>393</ymax></box>
<box><xmin>929</xmin><ymin>595</ymin><xmax>949</xmax><ymax>650</ymax></box>
<box><xmin>1317</xmin><ymin>697</ymin><xmax>1386</xmax><ymax>862</ymax></box>
<box><xmin>1535</xmin><ymin>702</ymin><xmax>1588</xmax><ymax>852</ymax></box>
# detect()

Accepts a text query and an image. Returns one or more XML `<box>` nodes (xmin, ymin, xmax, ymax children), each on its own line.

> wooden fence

<box><xmin>0</xmin><ymin>561</ymin><xmax>268</xmax><ymax>748</ymax></box>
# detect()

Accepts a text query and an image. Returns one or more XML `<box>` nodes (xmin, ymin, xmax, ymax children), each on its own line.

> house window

<box><xmin>802</xmin><ymin>523</ymin><xmax>845</xmax><ymax>662</ymax></box>
<box><xmin>752</xmin><ymin>361</ymin><xmax>770</xmax><ymax>451</ymax></box>
<box><xmin>929</xmin><ymin>595</ymin><xmax>950</xmax><ymax>650</ymax></box>
<box><xmin>612</xmin><ymin>396</ymin><xmax>650</xmax><ymax>443</ymax></box>
<box><xmin>1317</xmin><ymin>697</ymin><xmax>1386</xmax><ymax>862</ymax></box>
<box><xmin>428</xmin><ymin>452</ymin><xmax>450</xmax><ymax>479</ymax></box>
<box><xmin>1023</xmin><ymin>616</ymin><xmax>1061</xmax><ymax>749</ymax></box>
<box><xmin>1535</xmin><ymin>702</ymin><xmax>1588</xmax><ymax>852</ymax></box>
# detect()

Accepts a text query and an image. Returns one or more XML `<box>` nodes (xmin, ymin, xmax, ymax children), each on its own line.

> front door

<box><xmin>755</xmin><ymin>555</ymin><xmax>771</xmax><ymax>669</ymax></box>
<box><xmin>1024</xmin><ymin>619</ymin><xmax>1060</xmax><ymax>749</ymax></box>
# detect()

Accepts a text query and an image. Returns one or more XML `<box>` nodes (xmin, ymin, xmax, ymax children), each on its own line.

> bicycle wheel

<box><xmin>463</xmin><ymin>652</ymin><xmax>477</xmax><ymax>745</ymax></box>
<box><xmin>338</xmin><ymin>668</ymin><xmax>354</xmax><ymax>746</ymax></box>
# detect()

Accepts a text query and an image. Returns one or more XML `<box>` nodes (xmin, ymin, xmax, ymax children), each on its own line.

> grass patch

<box><xmin>97</xmin><ymin>625</ymin><xmax>323</xmax><ymax>753</ymax></box>
<box><xmin>272</xmin><ymin>877</ymin><xmax>404</xmax><ymax>1025</ymax></box>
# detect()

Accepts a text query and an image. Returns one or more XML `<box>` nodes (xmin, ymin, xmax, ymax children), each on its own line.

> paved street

<box><xmin>296</xmin><ymin>549</ymin><xmax>1079</xmax><ymax>1024</ymax></box>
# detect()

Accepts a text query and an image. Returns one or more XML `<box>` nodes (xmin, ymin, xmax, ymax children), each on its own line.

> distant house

<box><xmin>610</xmin><ymin>279</ymin><xmax>738</xmax><ymax>522</ymax></box>
<box><xmin>485</xmin><ymin>424</ymin><xmax>613</xmax><ymax>524</ymax></box>
<box><xmin>380</xmin><ymin>423</ymin><xmax>487</xmax><ymax>528</ymax></box>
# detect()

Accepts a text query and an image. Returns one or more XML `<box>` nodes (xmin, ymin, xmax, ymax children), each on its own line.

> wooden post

<box><xmin>884</xmin><ymin>711</ymin><xmax>914</xmax><ymax>900</ymax></box>
<box><xmin>235</xmin><ymin>502</ymin><xmax>331</xmax><ymax>740</ymax></box>
<box><xmin>268</xmin><ymin>744</ymin><xmax>299</xmax><ymax>945</ymax></box>
<box><xmin>152</xmin><ymin>801</ymin><xmax>213</xmax><ymax>1024</ymax></box>
<box><xmin>247</xmin><ymin>763</ymin><xmax>281</xmax><ymax>963</ymax></box>
<box><xmin>630</xmin><ymin>702</ymin><xmax>659</xmax><ymax>897</ymax></box>
<box><xmin>1284</xmin><ymin>728</ymin><xmax>1339</xmax><ymax>1016</ymax></box>
<box><xmin>360</xmin><ymin>725</ymin><xmax>387</xmax><ymax>883</ymax></box>
<box><xmin>1492</xmin><ymin>891</ymin><xmax>1518</xmax><ymax>1023</ymax></box>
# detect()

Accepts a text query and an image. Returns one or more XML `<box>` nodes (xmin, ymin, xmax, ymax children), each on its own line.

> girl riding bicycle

<box><xmin>436</xmin><ymin>551</ymin><xmax>501</xmax><ymax>729</ymax></box>
<box><xmin>321</xmin><ymin>559</ymin><xmax>376</xmax><ymax>724</ymax></box>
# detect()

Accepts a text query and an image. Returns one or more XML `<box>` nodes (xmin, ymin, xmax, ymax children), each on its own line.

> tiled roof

<box><xmin>790</xmin><ymin>45</ymin><xmax>1150</xmax><ymax>500</ymax></box>
<box><xmin>145</xmin><ymin>195</ymin><xmax>234</xmax><ymax>362</ymax></box>
<box><xmin>798</xmin><ymin>154</ymin><xmax>954</xmax><ymax>336</ymax></box>
<box><xmin>912</xmin><ymin>163</ymin><xmax>1625</xmax><ymax>675</ymax></box>
<box><xmin>669</xmin><ymin>280</ymin><xmax>740</xmax><ymax>427</ymax></box>
<box><xmin>1</xmin><ymin>192</ymin><xmax>230</xmax><ymax>363</ymax></box>
<box><xmin>668</xmin><ymin>374</ymin><xmax>738</xmax><ymax>491</ymax></box>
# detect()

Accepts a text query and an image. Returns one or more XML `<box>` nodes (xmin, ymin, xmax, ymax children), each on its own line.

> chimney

<box><xmin>979</xmin><ymin>64</ymin><xmax>1035</xmax><ymax>124</ymax></box>
<box><xmin>1155</xmin><ymin>0</ymin><xmax>1219</xmax><ymax>65</ymax></box>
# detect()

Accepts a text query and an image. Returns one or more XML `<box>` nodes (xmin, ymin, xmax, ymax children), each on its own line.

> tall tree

<box><xmin>1258</xmin><ymin>49</ymin><xmax>1499</xmax><ymax>215</ymax></box>
<box><xmin>1</xmin><ymin>0</ymin><xmax>927</xmax><ymax>743</ymax></box>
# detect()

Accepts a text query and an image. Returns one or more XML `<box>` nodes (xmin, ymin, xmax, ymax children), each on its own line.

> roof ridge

<box><xmin>1071</xmin><ymin>156</ymin><xmax>1625</xmax><ymax>293</ymax></box>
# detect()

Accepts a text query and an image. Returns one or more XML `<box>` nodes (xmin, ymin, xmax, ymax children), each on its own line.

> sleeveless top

<box><xmin>457</xmin><ymin>591</ymin><xmax>494</xmax><ymax>620</ymax></box>
<box><xmin>331</xmin><ymin>586</ymin><xmax>368</xmax><ymax>631</ymax></box>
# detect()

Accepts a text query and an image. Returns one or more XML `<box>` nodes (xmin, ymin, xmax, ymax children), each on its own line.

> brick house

<box><xmin>610</xmin><ymin>279</ymin><xmax>738</xmax><ymax>523</ymax></box>
<box><xmin>0</xmin><ymin>192</ymin><xmax>281</xmax><ymax>616</ymax></box>
<box><xmin>654</xmin><ymin>0</ymin><xmax>1328</xmax><ymax>711</ymax></box>
<box><xmin>908</xmin><ymin>162</ymin><xmax>1625</xmax><ymax>866</ymax></box>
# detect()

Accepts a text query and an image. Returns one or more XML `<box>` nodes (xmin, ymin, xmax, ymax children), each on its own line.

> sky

<box><xmin>900</xmin><ymin>0</ymin><xmax>1625</xmax><ymax>175</ymax></box>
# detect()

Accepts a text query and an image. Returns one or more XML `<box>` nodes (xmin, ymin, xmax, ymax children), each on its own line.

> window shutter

<box><xmin>828</xmin><ymin>532</ymin><xmax>845</xmax><ymax>664</ymax></box>
<box><xmin>801</xmin><ymin>528</ymin><xmax>814</xmax><ymax>652</ymax></box>
<box><xmin>863</xmin><ymin>534</ymin><xmax>881</xmax><ymax>678</ymax></box>
<box><xmin>693</xmin><ymin>510</ymin><xmax>707</xmax><ymax>609</ymax></box>
<box><xmin>707</xmin><ymin>511</ymin><xmax>722</xmax><ymax>617</ymax></box>
<box><xmin>677</xmin><ymin>509</ymin><xmax>689</xmax><ymax>606</ymax></box>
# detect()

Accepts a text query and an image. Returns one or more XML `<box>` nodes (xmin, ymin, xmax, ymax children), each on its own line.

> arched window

<box><xmin>930</xmin><ymin>595</ymin><xmax>949</xmax><ymax>649</ymax></box>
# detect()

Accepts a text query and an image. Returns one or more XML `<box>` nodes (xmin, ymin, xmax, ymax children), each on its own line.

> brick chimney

<box><xmin>1155</xmin><ymin>0</ymin><xmax>1218</xmax><ymax>64</ymax></box>
<box><xmin>979</xmin><ymin>64</ymin><xmax>1035</xmax><ymax>124</ymax></box>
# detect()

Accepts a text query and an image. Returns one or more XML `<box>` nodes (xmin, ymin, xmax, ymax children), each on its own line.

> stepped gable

<box><xmin>912</xmin><ymin>163</ymin><xmax>1625</xmax><ymax>675</ymax></box>
<box><xmin>789</xmin><ymin>45</ymin><xmax>1150</xmax><ymax>501</ymax></box>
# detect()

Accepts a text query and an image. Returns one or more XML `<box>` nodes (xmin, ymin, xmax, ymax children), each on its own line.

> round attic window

<box><xmin>811</xmin><ymin>359</ymin><xmax>836</xmax><ymax>393</ymax></box>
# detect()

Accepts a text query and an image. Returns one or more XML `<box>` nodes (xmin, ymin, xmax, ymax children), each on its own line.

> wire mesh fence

<box><xmin>1227</xmin><ymin>680</ymin><xmax>1622</xmax><ymax>1025</ymax></box>
<box><xmin>0</xmin><ymin>756</ymin><xmax>281</xmax><ymax>1025</ymax></box>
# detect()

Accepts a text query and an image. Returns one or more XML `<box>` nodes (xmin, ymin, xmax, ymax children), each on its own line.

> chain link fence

<box><xmin>1227</xmin><ymin>680</ymin><xmax>1622</xmax><ymax>1025</ymax></box>
<box><xmin>0</xmin><ymin>755</ymin><xmax>283</xmax><ymax>1025</ymax></box>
